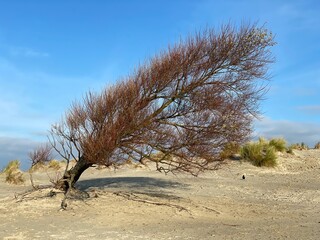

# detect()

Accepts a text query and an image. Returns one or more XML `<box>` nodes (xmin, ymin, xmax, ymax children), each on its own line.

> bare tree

<box><xmin>29</xmin><ymin>144</ymin><xmax>53</xmax><ymax>167</ymax></box>
<box><xmin>50</xmin><ymin>23</ymin><xmax>275</xmax><ymax>191</ymax></box>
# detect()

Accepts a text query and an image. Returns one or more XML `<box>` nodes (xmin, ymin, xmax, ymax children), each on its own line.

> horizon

<box><xmin>1</xmin><ymin>0</ymin><xmax>320</xmax><ymax>170</ymax></box>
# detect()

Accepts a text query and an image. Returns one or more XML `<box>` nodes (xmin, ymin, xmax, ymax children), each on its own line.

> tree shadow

<box><xmin>76</xmin><ymin>177</ymin><xmax>189</xmax><ymax>201</ymax></box>
<box><xmin>77</xmin><ymin>176</ymin><xmax>188</xmax><ymax>191</ymax></box>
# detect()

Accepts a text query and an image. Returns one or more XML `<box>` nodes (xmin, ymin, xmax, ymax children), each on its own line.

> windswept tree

<box><xmin>50</xmin><ymin>23</ymin><xmax>275</xmax><ymax>191</ymax></box>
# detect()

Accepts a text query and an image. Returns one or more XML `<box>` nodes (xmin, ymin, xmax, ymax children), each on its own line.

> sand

<box><xmin>0</xmin><ymin>149</ymin><xmax>319</xmax><ymax>239</ymax></box>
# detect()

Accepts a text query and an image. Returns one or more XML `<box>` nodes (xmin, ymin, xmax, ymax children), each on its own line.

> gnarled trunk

<box><xmin>57</xmin><ymin>156</ymin><xmax>92</xmax><ymax>192</ymax></box>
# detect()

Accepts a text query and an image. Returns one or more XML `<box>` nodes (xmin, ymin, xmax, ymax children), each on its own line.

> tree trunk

<box><xmin>57</xmin><ymin>156</ymin><xmax>92</xmax><ymax>192</ymax></box>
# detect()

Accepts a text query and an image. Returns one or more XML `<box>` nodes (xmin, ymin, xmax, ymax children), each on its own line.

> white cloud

<box><xmin>0</xmin><ymin>137</ymin><xmax>40</xmax><ymax>170</ymax></box>
<box><xmin>254</xmin><ymin>116</ymin><xmax>320</xmax><ymax>147</ymax></box>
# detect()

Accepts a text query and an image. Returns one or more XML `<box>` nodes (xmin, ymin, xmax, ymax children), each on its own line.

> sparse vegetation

<box><xmin>314</xmin><ymin>142</ymin><xmax>320</xmax><ymax>149</ymax></box>
<box><xmin>289</xmin><ymin>142</ymin><xmax>309</xmax><ymax>151</ymax></box>
<box><xmin>286</xmin><ymin>145</ymin><xmax>294</xmax><ymax>154</ymax></box>
<box><xmin>300</xmin><ymin>142</ymin><xmax>309</xmax><ymax>150</ymax></box>
<box><xmin>241</xmin><ymin>138</ymin><xmax>278</xmax><ymax>167</ymax></box>
<box><xmin>219</xmin><ymin>142</ymin><xmax>241</xmax><ymax>160</ymax></box>
<box><xmin>2</xmin><ymin>160</ymin><xmax>25</xmax><ymax>184</ymax></box>
<box><xmin>269</xmin><ymin>138</ymin><xmax>287</xmax><ymax>152</ymax></box>
<box><xmin>48</xmin><ymin>160</ymin><xmax>61</xmax><ymax>170</ymax></box>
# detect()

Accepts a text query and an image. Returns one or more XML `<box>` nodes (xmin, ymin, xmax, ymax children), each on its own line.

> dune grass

<box><xmin>219</xmin><ymin>142</ymin><xmax>241</xmax><ymax>160</ymax></box>
<box><xmin>269</xmin><ymin>138</ymin><xmax>287</xmax><ymax>152</ymax></box>
<box><xmin>240</xmin><ymin>138</ymin><xmax>281</xmax><ymax>167</ymax></box>
<box><xmin>2</xmin><ymin>160</ymin><xmax>25</xmax><ymax>184</ymax></box>
<box><xmin>47</xmin><ymin>160</ymin><xmax>62</xmax><ymax>170</ymax></box>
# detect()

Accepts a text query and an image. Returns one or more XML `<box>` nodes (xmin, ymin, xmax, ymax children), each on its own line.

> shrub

<box><xmin>269</xmin><ymin>138</ymin><xmax>287</xmax><ymax>152</ymax></box>
<box><xmin>240</xmin><ymin>140</ymin><xmax>277</xmax><ymax>167</ymax></box>
<box><xmin>314</xmin><ymin>142</ymin><xmax>320</xmax><ymax>149</ymax></box>
<box><xmin>2</xmin><ymin>160</ymin><xmax>25</xmax><ymax>184</ymax></box>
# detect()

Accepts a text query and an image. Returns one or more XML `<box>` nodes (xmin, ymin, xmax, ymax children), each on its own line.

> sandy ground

<box><xmin>0</xmin><ymin>150</ymin><xmax>319</xmax><ymax>240</ymax></box>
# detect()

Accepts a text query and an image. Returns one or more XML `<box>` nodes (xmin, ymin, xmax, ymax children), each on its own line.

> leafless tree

<box><xmin>49</xmin><ymin>23</ymin><xmax>275</xmax><ymax>191</ymax></box>
<box><xmin>28</xmin><ymin>144</ymin><xmax>53</xmax><ymax>167</ymax></box>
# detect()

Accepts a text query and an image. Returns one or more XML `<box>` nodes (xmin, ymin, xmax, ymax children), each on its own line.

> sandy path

<box><xmin>0</xmin><ymin>150</ymin><xmax>319</xmax><ymax>239</ymax></box>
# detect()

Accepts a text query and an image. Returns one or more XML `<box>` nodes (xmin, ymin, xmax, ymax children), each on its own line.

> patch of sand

<box><xmin>0</xmin><ymin>149</ymin><xmax>319</xmax><ymax>239</ymax></box>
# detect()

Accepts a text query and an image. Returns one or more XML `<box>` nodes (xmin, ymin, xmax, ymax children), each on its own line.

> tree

<box><xmin>28</xmin><ymin>144</ymin><xmax>53</xmax><ymax>167</ymax></box>
<box><xmin>49</xmin><ymin>23</ymin><xmax>275</xmax><ymax>191</ymax></box>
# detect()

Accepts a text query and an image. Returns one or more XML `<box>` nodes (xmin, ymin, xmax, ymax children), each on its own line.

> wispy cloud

<box><xmin>297</xmin><ymin>105</ymin><xmax>320</xmax><ymax>115</ymax></box>
<box><xmin>8</xmin><ymin>46</ymin><xmax>50</xmax><ymax>58</ymax></box>
<box><xmin>254</xmin><ymin>116</ymin><xmax>320</xmax><ymax>146</ymax></box>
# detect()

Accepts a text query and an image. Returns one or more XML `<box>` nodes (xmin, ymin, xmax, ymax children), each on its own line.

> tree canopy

<box><xmin>48</xmin><ymin>23</ymin><xmax>275</xmax><ymax>190</ymax></box>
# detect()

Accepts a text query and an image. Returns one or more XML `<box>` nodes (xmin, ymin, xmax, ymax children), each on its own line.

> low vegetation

<box><xmin>240</xmin><ymin>138</ymin><xmax>286</xmax><ymax>167</ymax></box>
<box><xmin>219</xmin><ymin>142</ymin><xmax>241</xmax><ymax>160</ymax></box>
<box><xmin>288</xmin><ymin>142</ymin><xmax>309</xmax><ymax>151</ymax></box>
<box><xmin>269</xmin><ymin>138</ymin><xmax>287</xmax><ymax>152</ymax></box>
<box><xmin>47</xmin><ymin>160</ymin><xmax>62</xmax><ymax>170</ymax></box>
<box><xmin>2</xmin><ymin>160</ymin><xmax>25</xmax><ymax>184</ymax></box>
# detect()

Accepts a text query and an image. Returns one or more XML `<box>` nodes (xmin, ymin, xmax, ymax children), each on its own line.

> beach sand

<box><xmin>0</xmin><ymin>149</ymin><xmax>319</xmax><ymax>239</ymax></box>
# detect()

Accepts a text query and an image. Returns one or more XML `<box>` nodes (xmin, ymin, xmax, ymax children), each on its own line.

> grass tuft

<box><xmin>2</xmin><ymin>160</ymin><xmax>25</xmax><ymax>184</ymax></box>
<box><xmin>48</xmin><ymin>160</ymin><xmax>61</xmax><ymax>170</ymax></box>
<box><xmin>219</xmin><ymin>142</ymin><xmax>241</xmax><ymax>160</ymax></box>
<box><xmin>269</xmin><ymin>138</ymin><xmax>287</xmax><ymax>152</ymax></box>
<box><xmin>289</xmin><ymin>142</ymin><xmax>309</xmax><ymax>151</ymax></box>
<box><xmin>240</xmin><ymin>139</ymin><xmax>278</xmax><ymax>167</ymax></box>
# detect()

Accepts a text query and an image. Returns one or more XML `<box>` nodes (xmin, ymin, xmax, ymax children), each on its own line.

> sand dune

<box><xmin>0</xmin><ymin>150</ymin><xmax>319</xmax><ymax>239</ymax></box>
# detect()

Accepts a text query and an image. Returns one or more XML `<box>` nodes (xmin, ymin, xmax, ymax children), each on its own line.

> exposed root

<box><xmin>14</xmin><ymin>186</ymin><xmax>63</xmax><ymax>202</ymax></box>
<box><xmin>114</xmin><ymin>191</ymin><xmax>191</xmax><ymax>215</ymax></box>
<box><xmin>200</xmin><ymin>205</ymin><xmax>221</xmax><ymax>215</ymax></box>
<box><xmin>13</xmin><ymin>187</ymin><xmax>219</xmax><ymax>216</ymax></box>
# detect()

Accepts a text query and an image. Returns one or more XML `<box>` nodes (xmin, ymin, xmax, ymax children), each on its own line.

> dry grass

<box><xmin>48</xmin><ymin>160</ymin><xmax>61</xmax><ymax>170</ymax></box>
<box><xmin>269</xmin><ymin>138</ymin><xmax>287</xmax><ymax>152</ymax></box>
<box><xmin>241</xmin><ymin>139</ymin><xmax>277</xmax><ymax>167</ymax></box>
<box><xmin>289</xmin><ymin>143</ymin><xmax>309</xmax><ymax>151</ymax></box>
<box><xmin>219</xmin><ymin>142</ymin><xmax>241</xmax><ymax>160</ymax></box>
<box><xmin>2</xmin><ymin>160</ymin><xmax>25</xmax><ymax>184</ymax></box>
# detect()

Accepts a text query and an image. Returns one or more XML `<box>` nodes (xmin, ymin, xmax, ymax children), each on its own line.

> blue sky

<box><xmin>0</xmin><ymin>0</ymin><xmax>319</xmax><ymax>169</ymax></box>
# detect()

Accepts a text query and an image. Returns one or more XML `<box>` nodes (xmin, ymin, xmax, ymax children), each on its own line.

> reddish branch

<box><xmin>48</xmin><ymin>23</ymin><xmax>275</xmax><ymax>191</ymax></box>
